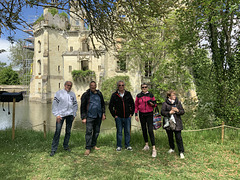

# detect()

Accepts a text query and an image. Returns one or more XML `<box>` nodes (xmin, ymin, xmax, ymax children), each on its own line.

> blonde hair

<box><xmin>167</xmin><ymin>90</ymin><xmax>176</xmax><ymax>98</ymax></box>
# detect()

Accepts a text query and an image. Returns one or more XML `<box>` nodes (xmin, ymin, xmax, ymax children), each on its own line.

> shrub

<box><xmin>48</xmin><ymin>8</ymin><xmax>58</xmax><ymax>16</ymax></box>
<box><xmin>71</xmin><ymin>70</ymin><xmax>95</xmax><ymax>81</ymax></box>
<box><xmin>59</xmin><ymin>12</ymin><xmax>68</xmax><ymax>19</ymax></box>
<box><xmin>101</xmin><ymin>76</ymin><xmax>132</xmax><ymax>102</ymax></box>
<box><xmin>33</xmin><ymin>14</ymin><xmax>44</xmax><ymax>25</ymax></box>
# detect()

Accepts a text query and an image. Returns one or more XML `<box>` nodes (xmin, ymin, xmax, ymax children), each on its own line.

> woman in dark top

<box><xmin>161</xmin><ymin>90</ymin><xmax>185</xmax><ymax>159</ymax></box>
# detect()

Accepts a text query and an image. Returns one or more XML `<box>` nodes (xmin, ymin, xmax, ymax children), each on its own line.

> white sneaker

<box><xmin>152</xmin><ymin>150</ymin><xmax>157</xmax><ymax>158</ymax></box>
<box><xmin>167</xmin><ymin>149</ymin><xmax>175</xmax><ymax>154</ymax></box>
<box><xmin>116</xmin><ymin>147</ymin><xmax>121</xmax><ymax>152</ymax></box>
<box><xmin>126</xmin><ymin>146</ymin><xmax>133</xmax><ymax>151</ymax></box>
<box><xmin>180</xmin><ymin>152</ymin><xmax>185</xmax><ymax>159</ymax></box>
<box><xmin>142</xmin><ymin>145</ymin><xmax>150</xmax><ymax>151</ymax></box>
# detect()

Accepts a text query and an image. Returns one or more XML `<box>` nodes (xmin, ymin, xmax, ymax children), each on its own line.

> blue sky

<box><xmin>0</xmin><ymin>6</ymin><xmax>43</xmax><ymax>65</ymax></box>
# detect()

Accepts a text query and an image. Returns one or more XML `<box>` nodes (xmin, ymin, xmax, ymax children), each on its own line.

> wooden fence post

<box><xmin>221</xmin><ymin>121</ymin><xmax>225</xmax><ymax>144</ymax></box>
<box><xmin>12</xmin><ymin>98</ymin><xmax>16</xmax><ymax>140</ymax></box>
<box><xmin>43</xmin><ymin>121</ymin><xmax>46</xmax><ymax>139</ymax></box>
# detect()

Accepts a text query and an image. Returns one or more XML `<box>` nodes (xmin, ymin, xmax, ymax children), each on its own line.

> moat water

<box><xmin>0</xmin><ymin>98</ymin><xmax>140</xmax><ymax>133</ymax></box>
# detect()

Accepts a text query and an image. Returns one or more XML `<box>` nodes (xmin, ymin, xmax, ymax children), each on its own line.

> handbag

<box><xmin>163</xmin><ymin>116</ymin><xmax>176</xmax><ymax>130</ymax></box>
<box><xmin>169</xmin><ymin>119</ymin><xmax>176</xmax><ymax>130</ymax></box>
<box><xmin>153</xmin><ymin>106</ymin><xmax>161</xmax><ymax>130</ymax></box>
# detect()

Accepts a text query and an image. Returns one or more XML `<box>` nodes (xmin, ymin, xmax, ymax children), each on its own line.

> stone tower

<box><xmin>29</xmin><ymin>6</ymin><xmax>142</xmax><ymax>103</ymax></box>
<box><xmin>29</xmin><ymin>7</ymin><xmax>69</xmax><ymax>103</ymax></box>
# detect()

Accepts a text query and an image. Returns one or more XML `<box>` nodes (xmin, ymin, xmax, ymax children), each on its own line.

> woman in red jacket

<box><xmin>135</xmin><ymin>83</ymin><xmax>157</xmax><ymax>157</ymax></box>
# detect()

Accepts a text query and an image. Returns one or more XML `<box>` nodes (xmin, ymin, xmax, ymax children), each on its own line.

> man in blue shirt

<box><xmin>81</xmin><ymin>81</ymin><xmax>105</xmax><ymax>156</ymax></box>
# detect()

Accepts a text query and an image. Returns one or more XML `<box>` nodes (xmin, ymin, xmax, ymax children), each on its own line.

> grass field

<box><xmin>0</xmin><ymin>128</ymin><xmax>239</xmax><ymax>180</ymax></box>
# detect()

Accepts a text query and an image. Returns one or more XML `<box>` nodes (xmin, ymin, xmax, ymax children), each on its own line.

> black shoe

<box><xmin>64</xmin><ymin>148</ymin><xmax>71</xmax><ymax>152</ymax></box>
<box><xmin>50</xmin><ymin>151</ymin><xmax>55</xmax><ymax>157</ymax></box>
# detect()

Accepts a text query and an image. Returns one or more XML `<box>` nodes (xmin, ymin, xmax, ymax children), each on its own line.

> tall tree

<box><xmin>8</xmin><ymin>39</ymin><xmax>33</xmax><ymax>75</ymax></box>
<box><xmin>0</xmin><ymin>61</ymin><xmax>7</xmax><ymax>69</ymax></box>
<box><xmin>174</xmin><ymin>0</ymin><xmax>240</xmax><ymax>126</ymax></box>
<box><xmin>0</xmin><ymin>66</ymin><xmax>20</xmax><ymax>85</ymax></box>
<box><xmin>115</xmin><ymin>2</ymin><xmax>193</xmax><ymax>102</ymax></box>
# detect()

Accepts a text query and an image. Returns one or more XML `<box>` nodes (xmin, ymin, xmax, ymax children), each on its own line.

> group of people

<box><xmin>50</xmin><ymin>80</ymin><xmax>185</xmax><ymax>159</ymax></box>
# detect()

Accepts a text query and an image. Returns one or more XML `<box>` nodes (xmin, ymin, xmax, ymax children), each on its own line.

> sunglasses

<box><xmin>118</xmin><ymin>84</ymin><xmax>124</xmax><ymax>87</ymax></box>
<box><xmin>141</xmin><ymin>86</ymin><xmax>148</xmax><ymax>89</ymax></box>
<box><xmin>66</xmin><ymin>84</ymin><xmax>72</xmax><ymax>87</ymax></box>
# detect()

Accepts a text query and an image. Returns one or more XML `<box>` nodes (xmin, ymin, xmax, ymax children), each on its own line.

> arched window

<box><xmin>38</xmin><ymin>41</ymin><xmax>41</xmax><ymax>53</ymax></box>
<box><xmin>37</xmin><ymin>60</ymin><xmax>41</xmax><ymax>75</ymax></box>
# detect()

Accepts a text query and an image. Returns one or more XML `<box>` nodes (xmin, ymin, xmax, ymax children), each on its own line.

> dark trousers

<box><xmin>139</xmin><ymin>112</ymin><xmax>155</xmax><ymax>146</ymax></box>
<box><xmin>166</xmin><ymin>129</ymin><xmax>184</xmax><ymax>153</ymax></box>
<box><xmin>85</xmin><ymin>116</ymin><xmax>102</xmax><ymax>150</ymax></box>
<box><xmin>51</xmin><ymin>115</ymin><xmax>74</xmax><ymax>152</ymax></box>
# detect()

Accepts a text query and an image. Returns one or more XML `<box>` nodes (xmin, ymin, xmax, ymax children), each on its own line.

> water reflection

<box><xmin>0</xmin><ymin>98</ymin><xmax>140</xmax><ymax>133</ymax></box>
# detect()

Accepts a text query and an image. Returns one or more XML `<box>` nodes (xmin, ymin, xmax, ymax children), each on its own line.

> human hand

<box><xmin>172</xmin><ymin>107</ymin><xmax>179</xmax><ymax>112</ymax></box>
<box><xmin>82</xmin><ymin>119</ymin><xmax>87</xmax><ymax>124</ymax></box>
<box><xmin>149</xmin><ymin>102</ymin><xmax>154</xmax><ymax>106</ymax></box>
<box><xmin>170</xmin><ymin>110</ymin><xmax>175</xmax><ymax>114</ymax></box>
<box><xmin>135</xmin><ymin>116</ymin><xmax>139</xmax><ymax>122</ymax></box>
<box><xmin>56</xmin><ymin>116</ymin><xmax>62</xmax><ymax>123</ymax></box>
<box><xmin>102</xmin><ymin>114</ymin><xmax>106</xmax><ymax>121</ymax></box>
<box><xmin>115</xmin><ymin>116</ymin><xmax>118</xmax><ymax>119</ymax></box>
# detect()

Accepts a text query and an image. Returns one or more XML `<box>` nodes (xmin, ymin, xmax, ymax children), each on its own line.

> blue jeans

<box><xmin>115</xmin><ymin>117</ymin><xmax>131</xmax><ymax>148</ymax></box>
<box><xmin>51</xmin><ymin>115</ymin><xmax>74</xmax><ymax>152</ymax></box>
<box><xmin>85</xmin><ymin>116</ymin><xmax>102</xmax><ymax>150</ymax></box>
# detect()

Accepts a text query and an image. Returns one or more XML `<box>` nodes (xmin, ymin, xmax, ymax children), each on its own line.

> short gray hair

<box><xmin>117</xmin><ymin>80</ymin><xmax>125</xmax><ymax>88</ymax></box>
<box><xmin>64</xmin><ymin>81</ymin><xmax>73</xmax><ymax>86</ymax></box>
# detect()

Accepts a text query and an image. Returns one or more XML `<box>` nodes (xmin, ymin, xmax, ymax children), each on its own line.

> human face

<box><xmin>90</xmin><ymin>82</ymin><xmax>97</xmax><ymax>92</ymax></box>
<box><xmin>141</xmin><ymin>85</ymin><xmax>148</xmax><ymax>93</ymax></box>
<box><xmin>169</xmin><ymin>93</ymin><xmax>176</xmax><ymax>100</ymax></box>
<box><xmin>64</xmin><ymin>82</ymin><xmax>72</xmax><ymax>92</ymax></box>
<box><xmin>118</xmin><ymin>82</ymin><xmax>125</xmax><ymax>91</ymax></box>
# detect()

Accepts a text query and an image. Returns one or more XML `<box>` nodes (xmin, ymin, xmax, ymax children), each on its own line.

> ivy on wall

<box><xmin>71</xmin><ymin>70</ymin><xmax>95</xmax><ymax>81</ymax></box>
<box><xmin>33</xmin><ymin>8</ymin><xmax>68</xmax><ymax>25</ymax></box>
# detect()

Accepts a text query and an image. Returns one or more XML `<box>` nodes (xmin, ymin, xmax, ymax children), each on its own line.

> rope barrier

<box><xmin>46</xmin><ymin>124</ymin><xmax>56</xmax><ymax>128</ymax></box>
<box><xmin>182</xmin><ymin>125</ymin><xmax>240</xmax><ymax>132</ymax></box>
<box><xmin>31</xmin><ymin>123</ymin><xmax>44</xmax><ymax>128</ymax></box>
<box><xmin>224</xmin><ymin>125</ymin><xmax>240</xmax><ymax>130</ymax></box>
<box><xmin>182</xmin><ymin>126</ymin><xmax>223</xmax><ymax>132</ymax></box>
<box><xmin>28</xmin><ymin>122</ymin><xmax>240</xmax><ymax>132</ymax></box>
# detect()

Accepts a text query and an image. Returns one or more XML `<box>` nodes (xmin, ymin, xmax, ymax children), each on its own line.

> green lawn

<box><xmin>0</xmin><ymin>128</ymin><xmax>239</xmax><ymax>180</ymax></box>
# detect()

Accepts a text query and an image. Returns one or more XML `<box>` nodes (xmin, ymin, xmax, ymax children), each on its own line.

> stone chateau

<box><xmin>29</xmin><ymin>7</ymin><xmax>142</xmax><ymax>103</ymax></box>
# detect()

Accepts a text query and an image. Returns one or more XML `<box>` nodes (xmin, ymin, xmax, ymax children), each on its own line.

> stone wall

<box><xmin>0</xmin><ymin>85</ymin><xmax>29</xmax><ymax>93</ymax></box>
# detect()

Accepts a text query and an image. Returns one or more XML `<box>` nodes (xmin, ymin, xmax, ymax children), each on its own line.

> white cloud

<box><xmin>0</xmin><ymin>39</ymin><xmax>12</xmax><ymax>65</ymax></box>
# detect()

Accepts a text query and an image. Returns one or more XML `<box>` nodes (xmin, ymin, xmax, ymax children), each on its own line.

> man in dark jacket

<box><xmin>161</xmin><ymin>90</ymin><xmax>185</xmax><ymax>159</ymax></box>
<box><xmin>109</xmin><ymin>80</ymin><xmax>135</xmax><ymax>151</ymax></box>
<box><xmin>81</xmin><ymin>81</ymin><xmax>105</xmax><ymax>156</ymax></box>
